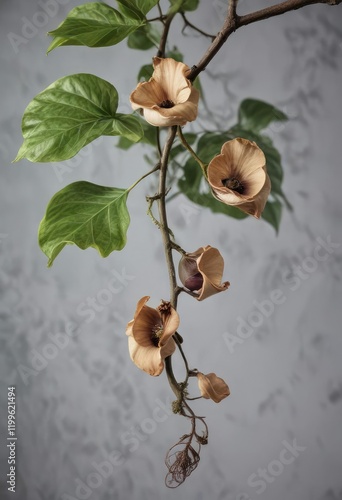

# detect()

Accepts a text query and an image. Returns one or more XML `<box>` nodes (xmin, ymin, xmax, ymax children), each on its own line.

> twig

<box><xmin>157</xmin><ymin>1</ymin><xmax>163</xmax><ymax>20</ymax></box>
<box><xmin>227</xmin><ymin>0</ymin><xmax>239</xmax><ymax>19</ymax></box>
<box><xmin>181</xmin><ymin>13</ymin><xmax>216</xmax><ymax>40</ymax></box>
<box><xmin>177</xmin><ymin>126</ymin><xmax>207</xmax><ymax>176</ymax></box>
<box><xmin>188</xmin><ymin>0</ymin><xmax>341</xmax><ymax>80</ymax></box>
<box><xmin>127</xmin><ymin>163</ymin><xmax>160</xmax><ymax>193</ymax></box>
<box><xmin>147</xmin><ymin>15</ymin><xmax>166</xmax><ymax>22</ymax></box>
<box><xmin>157</xmin><ymin>13</ymin><xmax>176</xmax><ymax>58</ymax></box>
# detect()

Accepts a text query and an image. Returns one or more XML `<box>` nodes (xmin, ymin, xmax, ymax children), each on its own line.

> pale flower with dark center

<box><xmin>125</xmin><ymin>296</ymin><xmax>179</xmax><ymax>376</ymax></box>
<box><xmin>207</xmin><ymin>137</ymin><xmax>271</xmax><ymax>218</ymax></box>
<box><xmin>178</xmin><ymin>245</ymin><xmax>230</xmax><ymax>301</ymax></box>
<box><xmin>130</xmin><ymin>57</ymin><xmax>199</xmax><ymax>127</ymax></box>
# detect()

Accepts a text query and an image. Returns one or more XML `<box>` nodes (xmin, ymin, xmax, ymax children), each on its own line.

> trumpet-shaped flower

<box><xmin>130</xmin><ymin>57</ymin><xmax>199</xmax><ymax>127</ymax></box>
<box><xmin>178</xmin><ymin>245</ymin><xmax>230</xmax><ymax>301</ymax></box>
<box><xmin>207</xmin><ymin>138</ymin><xmax>271</xmax><ymax>218</ymax></box>
<box><xmin>197</xmin><ymin>372</ymin><xmax>230</xmax><ymax>403</ymax></box>
<box><xmin>126</xmin><ymin>296</ymin><xmax>179</xmax><ymax>376</ymax></box>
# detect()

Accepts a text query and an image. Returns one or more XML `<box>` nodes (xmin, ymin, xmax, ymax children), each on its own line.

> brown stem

<box><xmin>239</xmin><ymin>0</ymin><xmax>341</xmax><ymax>26</ymax></box>
<box><xmin>228</xmin><ymin>0</ymin><xmax>239</xmax><ymax>19</ymax></box>
<box><xmin>157</xmin><ymin>1</ymin><xmax>163</xmax><ymax>19</ymax></box>
<box><xmin>181</xmin><ymin>13</ymin><xmax>215</xmax><ymax>40</ymax></box>
<box><xmin>157</xmin><ymin>13</ymin><xmax>176</xmax><ymax>57</ymax></box>
<box><xmin>157</xmin><ymin>126</ymin><xmax>178</xmax><ymax>308</ymax></box>
<box><xmin>188</xmin><ymin>0</ymin><xmax>341</xmax><ymax>80</ymax></box>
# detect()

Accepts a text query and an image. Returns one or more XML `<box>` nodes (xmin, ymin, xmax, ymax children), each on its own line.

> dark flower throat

<box><xmin>222</xmin><ymin>177</ymin><xmax>244</xmax><ymax>194</ymax></box>
<box><xmin>159</xmin><ymin>99</ymin><xmax>175</xmax><ymax>108</ymax></box>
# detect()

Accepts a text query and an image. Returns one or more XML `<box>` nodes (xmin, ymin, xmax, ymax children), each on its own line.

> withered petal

<box><xmin>235</xmin><ymin>173</ymin><xmax>271</xmax><ymax>218</ymax></box>
<box><xmin>152</xmin><ymin>57</ymin><xmax>192</xmax><ymax>103</ymax></box>
<box><xmin>197</xmin><ymin>372</ymin><xmax>230</xmax><ymax>403</ymax></box>
<box><xmin>160</xmin><ymin>307</ymin><xmax>180</xmax><ymax>345</ymax></box>
<box><xmin>196</xmin><ymin>246</ymin><xmax>230</xmax><ymax>301</ymax></box>
<box><xmin>129</xmin><ymin>296</ymin><xmax>161</xmax><ymax>347</ymax></box>
<box><xmin>128</xmin><ymin>336</ymin><xmax>165</xmax><ymax>376</ymax></box>
<box><xmin>221</xmin><ymin>138</ymin><xmax>266</xmax><ymax>178</ymax></box>
<box><xmin>130</xmin><ymin>80</ymin><xmax>165</xmax><ymax>110</ymax></box>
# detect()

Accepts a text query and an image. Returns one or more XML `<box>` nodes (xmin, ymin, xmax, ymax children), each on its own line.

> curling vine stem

<box><xmin>177</xmin><ymin>126</ymin><xmax>207</xmax><ymax>177</ymax></box>
<box><xmin>127</xmin><ymin>163</ymin><xmax>160</xmax><ymax>193</ymax></box>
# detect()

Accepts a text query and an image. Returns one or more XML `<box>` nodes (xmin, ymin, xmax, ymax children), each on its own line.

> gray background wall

<box><xmin>0</xmin><ymin>1</ymin><xmax>342</xmax><ymax>499</ymax></box>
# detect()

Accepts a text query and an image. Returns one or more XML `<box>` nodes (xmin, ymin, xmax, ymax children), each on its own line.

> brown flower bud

<box><xmin>197</xmin><ymin>372</ymin><xmax>230</xmax><ymax>403</ymax></box>
<box><xmin>178</xmin><ymin>246</ymin><xmax>230</xmax><ymax>301</ymax></box>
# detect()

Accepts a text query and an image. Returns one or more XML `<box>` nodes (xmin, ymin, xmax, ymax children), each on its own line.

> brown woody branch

<box><xmin>188</xmin><ymin>0</ymin><xmax>341</xmax><ymax>81</ymax></box>
<box><xmin>157</xmin><ymin>126</ymin><xmax>178</xmax><ymax>308</ymax></box>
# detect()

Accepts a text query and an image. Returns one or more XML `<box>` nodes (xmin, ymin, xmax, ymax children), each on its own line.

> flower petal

<box><xmin>160</xmin><ymin>306</ymin><xmax>180</xmax><ymax>346</ymax></box>
<box><xmin>235</xmin><ymin>173</ymin><xmax>271</xmax><ymax>218</ymax></box>
<box><xmin>197</xmin><ymin>372</ymin><xmax>230</xmax><ymax>403</ymax></box>
<box><xmin>207</xmin><ymin>153</ymin><xmax>234</xmax><ymax>188</ymax></box>
<box><xmin>130</xmin><ymin>80</ymin><xmax>165</xmax><ymax>110</ymax></box>
<box><xmin>141</xmin><ymin>91</ymin><xmax>199</xmax><ymax>127</ymax></box>
<box><xmin>142</xmin><ymin>108</ymin><xmax>188</xmax><ymax>127</ymax></box>
<box><xmin>196</xmin><ymin>246</ymin><xmax>230</xmax><ymax>301</ymax></box>
<box><xmin>152</xmin><ymin>57</ymin><xmax>191</xmax><ymax>103</ymax></box>
<box><xmin>128</xmin><ymin>336</ymin><xmax>164</xmax><ymax>376</ymax></box>
<box><xmin>221</xmin><ymin>138</ymin><xmax>266</xmax><ymax>178</ymax></box>
<box><xmin>128</xmin><ymin>296</ymin><xmax>161</xmax><ymax>347</ymax></box>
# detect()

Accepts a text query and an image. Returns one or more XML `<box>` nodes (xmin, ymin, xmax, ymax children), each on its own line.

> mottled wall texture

<box><xmin>1</xmin><ymin>1</ymin><xmax>342</xmax><ymax>499</ymax></box>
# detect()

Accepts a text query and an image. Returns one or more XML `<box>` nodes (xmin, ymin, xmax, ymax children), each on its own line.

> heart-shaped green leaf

<box><xmin>117</xmin><ymin>0</ymin><xmax>159</xmax><ymax>16</ymax></box>
<box><xmin>168</xmin><ymin>0</ymin><xmax>200</xmax><ymax>14</ymax></box>
<box><xmin>39</xmin><ymin>181</ymin><xmax>130</xmax><ymax>266</ymax></box>
<box><xmin>47</xmin><ymin>3</ymin><xmax>144</xmax><ymax>52</ymax></box>
<box><xmin>238</xmin><ymin>98</ymin><xmax>288</xmax><ymax>134</ymax></box>
<box><xmin>261</xmin><ymin>199</ymin><xmax>282</xmax><ymax>233</ymax></box>
<box><xmin>15</xmin><ymin>74</ymin><xmax>143</xmax><ymax>163</ymax></box>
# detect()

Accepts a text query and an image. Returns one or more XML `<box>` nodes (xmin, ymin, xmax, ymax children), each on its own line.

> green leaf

<box><xmin>178</xmin><ymin>156</ymin><xmax>247</xmax><ymax>220</ymax></box>
<box><xmin>261</xmin><ymin>199</ymin><xmax>282</xmax><ymax>233</ymax></box>
<box><xmin>39</xmin><ymin>181</ymin><xmax>130</xmax><ymax>266</ymax></box>
<box><xmin>238</xmin><ymin>98</ymin><xmax>288</xmax><ymax>134</ymax></box>
<box><xmin>47</xmin><ymin>3</ymin><xmax>144</xmax><ymax>52</ymax></box>
<box><xmin>127</xmin><ymin>23</ymin><xmax>160</xmax><ymax>50</ymax></box>
<box><xmin>195</xmin><ymin>132</ymin><xmax>233</xmax><ymax>164</ymax></box>
<box><xmin>111</xmin><ymin>114</ymin><xmax>144</xmax><ymax>143</ymax></box>
<box><xmin>15</xmin><ymin>74</ymin><xmax>143</xmax><ymax>163</ymax></box>
<box><xmin>117</xmin><ymin>117</ymin><xmax>156</xmax><ymax>149</ymax></box>
<box><xmin>137</xmin><ymin>64</ymin><xmax>154</xmax><ymax>81</ymax></box>
<box><xmin>168</xmin><ymin>0</ymin><xmax>200</xmax><ymax>14</ymax></box>
<box><xmin>117</xmin><ymin>0</ymin><xmax>159</xmax><ymax>16</ymax></box>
